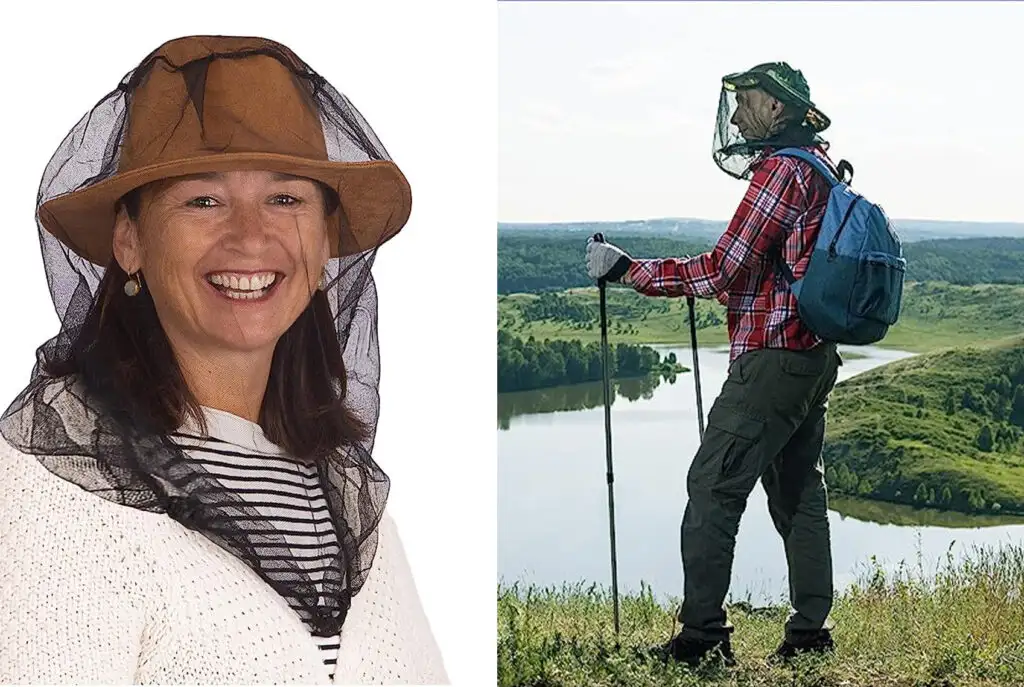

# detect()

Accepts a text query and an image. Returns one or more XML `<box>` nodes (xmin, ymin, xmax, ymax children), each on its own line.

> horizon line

<box><xmin>497</xmin><ymin>216</ymin><xmax>1024</xmax><ymax>227</ymax></box>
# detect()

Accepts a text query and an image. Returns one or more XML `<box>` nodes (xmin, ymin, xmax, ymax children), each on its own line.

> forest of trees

<box><xmin>901</xmin><ymin>237</ymin><xmax>1024</xmax><ymax>286</ymax></box>
<box><xmin>498</xmin><ymin>233</ymin><xmax>712</xmax><ymax>294</ymax></box>
<box><xmin>497</xmin><ymin>330</ymin><xmax>684</xmax><ymax>393</ymax></box>
<box><xmin>497</xmin><ymin>232</ymin><xmax>1024</xmax><ymax>294</ymax></box>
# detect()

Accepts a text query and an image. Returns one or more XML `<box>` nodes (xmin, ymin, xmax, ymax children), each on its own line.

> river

<box><xmin>497</xmin><ymin>344</ymin><xmax>1024</xmax><ymax>605</ymax></box>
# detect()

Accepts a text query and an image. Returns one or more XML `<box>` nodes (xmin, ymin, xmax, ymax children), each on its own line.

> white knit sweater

<box><xmin>0</xmin><ymin>435</ymin><xmax>448</xmax><ymax>685</ymax></box>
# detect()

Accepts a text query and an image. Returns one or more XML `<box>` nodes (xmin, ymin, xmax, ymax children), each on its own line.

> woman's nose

<box><xmin>223</xmin><ymin>203</ymin><xmax>271</xmax><ymax>247</ymax></box>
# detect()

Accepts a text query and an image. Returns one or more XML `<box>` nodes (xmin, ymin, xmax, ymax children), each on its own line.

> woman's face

<box><xmin>112</xmin><ymin>169</ymin><xmax>332</xmax><ymax>358</ymax></box>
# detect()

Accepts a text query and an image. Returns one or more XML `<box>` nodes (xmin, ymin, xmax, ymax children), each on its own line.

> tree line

<box><xmin>497</xmin><ymin>330</ymin><xmax>684</xmax><ymax>393</ymax></box>
<box><xmin>498</xmin><ymin>233</ymin><xmax>1024</xmax><ymax>294</ymax></box>
<box><xmin>826</xmin><ymin>463</ymin><xmax>994</xmax><ymax>513</ymax></box>
<box><xmin>505</xmin><ymin>290</ymin><xmax>725</xmax><ymax>332</ymax></box>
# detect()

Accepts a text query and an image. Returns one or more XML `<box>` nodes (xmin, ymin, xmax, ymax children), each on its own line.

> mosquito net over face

<box><xmin>712</xmin><ymin>62</ymin><xmax>831</xmax><ymax>180</ymax></box>
<box><xmin>0</xmin><ymin>36</ymin><xmax>408</xmax><ymax>635</ymax></box>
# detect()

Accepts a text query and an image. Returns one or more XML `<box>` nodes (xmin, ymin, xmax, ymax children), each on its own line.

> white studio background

<box><xmin>0</xmin><ymin>2</ymin><xmax>496</xmax><ymax>685</ymax></box>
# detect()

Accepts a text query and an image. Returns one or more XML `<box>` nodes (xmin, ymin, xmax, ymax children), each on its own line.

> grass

<box><xmin>497</xmin><ymin>282</ymin><xmax>1024</xmax><ymax>354</ymax></box>
<box><xmin>498</xmin><ymin>543</ymin><xmax>1024</xmax><ymax>686</ymax></box>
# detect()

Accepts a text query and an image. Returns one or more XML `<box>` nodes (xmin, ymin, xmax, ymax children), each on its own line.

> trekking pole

<box><xmin>663</xmin><ymin>296</ymin><xmax>706</xmax><ymax>646</ymax></box>
<box><xmin>687</xmin><ymin>296</ymin><xmax>705</xmax><ymax>438</ymax></box>
<box><xmin>592</xmin><ymin>232</ymin><xmax>621</xmax><ymax>639</ymax></box>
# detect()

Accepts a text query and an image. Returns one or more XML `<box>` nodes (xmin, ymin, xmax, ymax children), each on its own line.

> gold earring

<box><xmin>124</xmin><ymin>272</ymin><xmax>142</xmax><ymax>297</ymax></box>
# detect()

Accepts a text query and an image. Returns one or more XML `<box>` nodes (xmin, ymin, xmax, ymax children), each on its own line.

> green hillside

<box><xmin>497</xmin><ymin>282</ymin><xmax>1024</xmax><ymax>353</ymax></box>
<box><xmin>824</xmin><ymin>336</ymin><xmax>1024</xmax><ymax>514</ymax></box>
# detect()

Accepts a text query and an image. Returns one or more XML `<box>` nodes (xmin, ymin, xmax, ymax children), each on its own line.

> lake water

<box><xmin>497</xmin><ymin>344</ymin><xmax>1024</xmax><ymax>605</ymax></box>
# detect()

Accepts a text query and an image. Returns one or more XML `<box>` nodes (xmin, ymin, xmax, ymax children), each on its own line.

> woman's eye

<box><xmin>182</xmin><ymin>194</ymin><xmax>302</xmax><ymax>208</ymax></box>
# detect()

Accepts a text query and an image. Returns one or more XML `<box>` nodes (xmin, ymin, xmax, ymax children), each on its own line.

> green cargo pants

<box><xmin>678</xmin><ymin>342</ymin><xmax>841</xmax><ymax>643</ymax></box>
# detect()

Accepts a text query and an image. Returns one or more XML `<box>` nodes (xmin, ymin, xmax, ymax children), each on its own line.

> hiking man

<box><xmin>585</xmin><ymin>62</ymin><xmax>844</xmax><ymax>666</ymax></box>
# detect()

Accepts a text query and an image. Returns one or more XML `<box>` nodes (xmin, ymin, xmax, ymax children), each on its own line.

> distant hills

<box><xmin>498</xmin><ymin>218</ymin><xmax>1024</xmax><ymax>243</ymax></box>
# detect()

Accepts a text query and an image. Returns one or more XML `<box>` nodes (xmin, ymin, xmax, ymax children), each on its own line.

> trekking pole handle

<box><xmin>592</xmin><ymin>232</ymin><xmax>607</xmax><ymax>286</ymax></box>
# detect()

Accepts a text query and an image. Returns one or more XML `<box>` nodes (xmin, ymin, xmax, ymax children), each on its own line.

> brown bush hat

<box><xmin>37</xmin><ymin>35</ymin><xmax>411</xmax><ymax>267</ymax></box>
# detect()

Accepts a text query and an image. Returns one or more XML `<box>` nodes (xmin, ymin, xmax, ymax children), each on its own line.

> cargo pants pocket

<box><xmin>688</xmin><ymin>406</ymin><xmax>767</xmax><ymax>505</ymax></box>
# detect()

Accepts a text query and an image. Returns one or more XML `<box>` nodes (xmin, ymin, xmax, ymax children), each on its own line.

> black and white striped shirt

<box><xmin>171</xmin><ymin>407</ymin><xmax>341</xmax><ymax>681</ymax></box>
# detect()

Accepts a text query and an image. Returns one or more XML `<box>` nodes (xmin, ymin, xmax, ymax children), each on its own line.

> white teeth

<box><xmin>207</xmin><ymin>272</ymin><xmax>277</xmax><ymax>292</ymax></box>
<box><xmin>223</xmin><ymin>289</ymin><xmax>266</xmax><ymax>300</ymax></box>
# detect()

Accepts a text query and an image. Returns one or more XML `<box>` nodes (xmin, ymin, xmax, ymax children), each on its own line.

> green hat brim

<box><xmin>722</xmin><ymin>70</ymin><xmax>830</xmax><ymax>133</ymax></box>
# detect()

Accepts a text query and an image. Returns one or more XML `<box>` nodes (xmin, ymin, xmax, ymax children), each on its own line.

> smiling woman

<box><xmin>0</xmin><ymin>35</ymin><xmax>446</xmax><ymax>685</ymax></box>
<box><xmin>105</xmin><ymin>170</ymin><xmax>347</xmax><ymax>430</ymax></box>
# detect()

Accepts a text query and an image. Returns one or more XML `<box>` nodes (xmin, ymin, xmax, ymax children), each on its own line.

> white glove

<box><xmin>585</xmin><ymin>237</ymin><xmax>633</xmax><ymax>282</ymax></box>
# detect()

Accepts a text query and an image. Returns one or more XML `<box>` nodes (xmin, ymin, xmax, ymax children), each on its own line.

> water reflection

<box><xmin>831</xmin><ymin>495</ymin><xmax>1024</xmax><ymax>528</ymax></box>
<box><xmin>497</xmin><ymin>374</ymin><xmax>680</xmax><ymax>429</ymax></box>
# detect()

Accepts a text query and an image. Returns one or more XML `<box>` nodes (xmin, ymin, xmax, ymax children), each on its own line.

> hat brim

<box><xmin>37</xmin><ymin>153</ymin><xmax>412</xmax><ymax>267</ymax></box>
<box><xmin>722</xmin><ymin>72</ymin><xmax>830</xmax><ymax>133</ymax></box>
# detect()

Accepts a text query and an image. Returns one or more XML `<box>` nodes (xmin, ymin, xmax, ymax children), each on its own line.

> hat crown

<box><xmin>120</xmin><ymin>35</ymin><xmax>328</xmax><ymax>174</ymax></box>
<box><xmin>747</xmin><ymin>61</ymin><xmax>811</xmax><ymax>100</ymax></box>
<box><xmin>36</xmin><ymin>33</ymin><xmax>411</xmax><ymax>268</ymax></box>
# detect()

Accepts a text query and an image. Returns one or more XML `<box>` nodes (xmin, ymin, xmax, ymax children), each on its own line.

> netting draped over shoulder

<box><xmin>0</xmin><ymin>35</ymin><xmax>408</xmax><ymax>634</ymax></box>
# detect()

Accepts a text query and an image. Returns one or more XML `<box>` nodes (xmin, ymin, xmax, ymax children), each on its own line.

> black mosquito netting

<box><xmin>712</xmin><ymin>83</ymin><xmax>828</xmax><ymax>181</ymax></box>
<box><xmin>0</xmin><ymin>36</ymin><xmax>405</xmax><ymax>635</ymax></box>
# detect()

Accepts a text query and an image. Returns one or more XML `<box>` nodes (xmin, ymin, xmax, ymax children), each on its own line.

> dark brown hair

<box><xmin>44</xmin><ymin>179</ymin><xmax>366</xmax><ymax>465</ymax></box>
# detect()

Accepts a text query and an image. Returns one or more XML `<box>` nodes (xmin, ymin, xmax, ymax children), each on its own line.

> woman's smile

<box><xmin>204</xmin><ymin>270</ymin><xmax>285</xmax><ymax>303</ymax></box>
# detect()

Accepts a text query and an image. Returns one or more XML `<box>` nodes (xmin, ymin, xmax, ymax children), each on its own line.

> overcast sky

<box><xmin>499</xmin><ymin>1</ymin><xmax>1022</xmax><ymax>223</ymax></box>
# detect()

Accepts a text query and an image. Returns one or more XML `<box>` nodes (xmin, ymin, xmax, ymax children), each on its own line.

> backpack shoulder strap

<box><xmin>771</xmin><ymin>147</ymin><xmax>841</xmax><ymax>188</ymax></box>
<box><xmin>767</xmin><ymin>147</ymin><xmax>833</xmax><ymax>287</ymax></box>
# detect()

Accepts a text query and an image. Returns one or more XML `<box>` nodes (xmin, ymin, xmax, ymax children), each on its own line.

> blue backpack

<box><xmin>769</xmin><ymin>147</ymin><xmax>906</xmax><ymax>346</ymax></box>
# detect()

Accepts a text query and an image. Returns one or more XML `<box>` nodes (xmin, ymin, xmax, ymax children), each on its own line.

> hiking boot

<box><xmin>771</xmin><ymin>629</ymin><xmax>835</xmax><ymax>661</ymax></box>
<box><xmin>654</xmin><ymin>633</ymin><xmax>736</xmax><ymax>668</ymax></box>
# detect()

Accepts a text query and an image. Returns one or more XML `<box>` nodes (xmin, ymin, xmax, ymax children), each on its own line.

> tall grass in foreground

<box><xmin>498</xmin><ymin>543</ymin><xmax>1024</xmax><ymax>686</ymax></box>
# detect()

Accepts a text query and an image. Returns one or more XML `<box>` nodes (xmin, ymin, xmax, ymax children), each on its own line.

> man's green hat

<box><xmin>722</xmin><ymin>61</ymin><xmax>830</xmax><ymax>133</ymax></box>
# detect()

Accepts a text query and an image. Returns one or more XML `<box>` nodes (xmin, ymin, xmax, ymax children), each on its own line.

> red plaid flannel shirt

<box><xmin>625</xmin><ymin>146</ymin><xmax>835</xmax><ymax>363</ymax></box>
